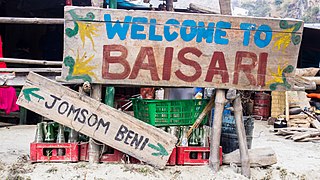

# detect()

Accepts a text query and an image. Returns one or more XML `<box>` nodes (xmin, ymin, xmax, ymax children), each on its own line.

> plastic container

<box><xmin>131</xmin><ymin>98</ymin><xmax>209</xmax><ymax>127</ymax></box>
<box><xmin>220</xmin><ymin>116</ymin><xmax>254</xmax><ymax>153</ymax></box>
<box><xmin>176</xmin><ymin>146</ymin><xmax>222</xmax><ymax>165</ymax></box>
<box><xmin>30</xmin><ymin>142</ymin><xmax>79</xmax><ymax>163</ymax></box>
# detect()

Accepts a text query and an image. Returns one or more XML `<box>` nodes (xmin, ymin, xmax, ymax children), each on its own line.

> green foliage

<box><xmin>274</xmin><ymin>0</ymin><xmax>283</xmax><ymax>6</ymax></box>
<box><xmin>303</xmin><ymin>7</ymin><xmax>320</xmax><ymax>23</ymax></box>
<box><xmin>240</xmin><ymin>0</ymin><xmax>271</xmax><ymax>17</ymax></box>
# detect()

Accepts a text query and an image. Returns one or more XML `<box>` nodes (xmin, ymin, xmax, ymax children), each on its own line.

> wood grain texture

<box><xmin>223</xmin><ymin>147</ymin><xmax>277</xmax><ymax>167</ymax></box>
<box><xmin>16</xmin><ymin>72</ymin><xmax>177</xmax><ymax>168</ymax></box>
<box><xmin>59</xmin><ymin>7</ymin><xmax>303</xmax><ymax>91</ymax></box>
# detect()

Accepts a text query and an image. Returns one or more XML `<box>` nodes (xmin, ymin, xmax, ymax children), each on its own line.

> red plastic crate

<box><xmin>129</xmin><ymin>147</ymin><xmax>177</xmax><ymax>165</ymax></box>
<box><xmin>79</xmin><ymin>143</ymin><xmax>125</xmax><ymax>163</ymax></box>
<box><xmin>30</xmin><ymin>142</ymin><xmax>79</xmax><ymax>163</ymax></box>
<box><xmin>167</xmin><ymin>147</ymin><xmax>176</xmax><ymax>166</ymax></box>
<box><xmin>176</xmin><ymin>146</ymin><xmax>222</xmax><ymax>165</ymax></box>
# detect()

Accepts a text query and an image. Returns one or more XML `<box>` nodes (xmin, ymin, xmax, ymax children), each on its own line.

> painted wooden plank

<box><xmin>16</xmin><ymin>72</ymin><xmax>177</xmax><ymax>168</ymax></box>
<box><xmin>63</xmin><ymin>7</ymin><xmax>303</xmax><ymax>33</ymax></box>
<box><xmin>59</xmin><ymin>7</ymin><xmax>303</xmax><ymax>91</ymax></box>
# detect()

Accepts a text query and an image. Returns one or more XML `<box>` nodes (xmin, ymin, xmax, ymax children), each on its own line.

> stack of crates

<box><xmin>131</xmin><ymin>98</ymin><xmax>222</xmax><ymax>166</ymax></box>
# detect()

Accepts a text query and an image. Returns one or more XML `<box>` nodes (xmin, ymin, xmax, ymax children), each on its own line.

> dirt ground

<box><xmin>0</xmin><ymin>120</ymin><xmax>320</xmax><ymax>180</ymax></box>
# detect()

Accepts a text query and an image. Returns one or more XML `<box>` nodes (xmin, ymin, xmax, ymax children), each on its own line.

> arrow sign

<box><xmin>148</xmin><ymin>143</ymin><xmax>169</xmax><ymax>157</ymax></box>
<box><xmin>17</xmin><ymin>72</ymin><xmax>177</xmax><ymax>168</ymax></box>
<box><xmin>22</xmin><ymin>88</ymin><xmax>44</xmax><ymax>102</ymax></box>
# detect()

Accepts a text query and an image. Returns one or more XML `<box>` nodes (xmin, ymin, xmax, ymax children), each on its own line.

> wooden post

<box><xmin>87</xmin><ymin>0</ymin><xmax>104</xmax><ymax>164</ymax></box>
<box><xmin>209</xmin><ymin>89</ymin><xmax>226</xmax><ymax>172</ymax></box>
<box><xmin>166</xmin><ymin>0</ymin><xmax>174</xmax><ymax>11</ymax></box>
<box><xmin>209</xmin><ymin>0</ymin><xmax>231</xmax><ymax>174</ymax></box>
<box><xmin>233</xmin><ymin>95</ymin><xmax>250</xmax><ymax>177</ymax></box>
<box><xmin>88</xmin><ymin>84</ymin><xmax>102</xmax><ymax>163</ymax></box>
<box><xmin>219</xmin><ymin>0</ymin><xmax>232</xmax><ymax>15</ymax></box>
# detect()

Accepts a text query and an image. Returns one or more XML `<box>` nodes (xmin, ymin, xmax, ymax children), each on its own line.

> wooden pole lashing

<box><xmin>209</xmin><ymin>89</ymin><xmax>226</xmax><ymax>172</ymax></box>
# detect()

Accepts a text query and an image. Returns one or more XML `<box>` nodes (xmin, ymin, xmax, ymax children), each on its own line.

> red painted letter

<box><xmin>162</xmin><ymin>47</ymin><xmax>174</xmax><ymax>81</ymax></box>
<box><xmin>175</xmin><ymin>47</ymin><xmax>202</xmax><ymax>82</ymax></box>
<box><xmin>257</xmin><ymin>53</ymin><xmax>268</xmax><ymax>86</ymax></box>
<box><xmin>102</xmin><ymin>45</ymin><xmax>130</xmax><ymax>79</ymax></box>
<box><xmin>129</xmin><ymin>47</ymin><xmax>160</xmax><ymax>81</ymax></box>
<box><xmin>233</xmin><ymin>51</ymin><xmax>257</xmax><ymax>85</ymax></box>
<box><xmin>205</xmin><ymin>51</ymin><xmax>229</xmax><ymax>83</ymax></box>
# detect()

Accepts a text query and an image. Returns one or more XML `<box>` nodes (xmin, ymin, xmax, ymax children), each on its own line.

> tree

<box><xmin>240</xmin><ymin>0</ymin><xmax>271</xmax><ymax>17</ymax></box>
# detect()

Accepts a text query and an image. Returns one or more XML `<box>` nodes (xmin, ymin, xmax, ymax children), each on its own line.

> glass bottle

<box><xmin>56</xmin><ymin>124</ymin><xmax>66</xmax><ymax>156</ymax></box>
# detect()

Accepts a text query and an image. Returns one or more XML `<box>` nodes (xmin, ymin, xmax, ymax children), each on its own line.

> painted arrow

<box><xmin>148</xmin><ymin>143</ymin><xmax>169</xmax><ymax>157</ymax></box>
<box><xmin>23</xmin><ymin>88</ymin><xmax>44</xmax><ymax>102</ymax></box>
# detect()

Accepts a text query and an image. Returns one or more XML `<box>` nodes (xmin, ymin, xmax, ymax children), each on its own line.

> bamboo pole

<box><xmin>209</xmin><ymin>89</ymin><xmax>226</xmax><ymax>173</ymax></box>
<box><xmin>233</xmin><ymin>95</ymin><xmax>250</xmax><ymax>177</ymax></box>
<box><xmin>88</xmin><ymin>84</ymin><xmax>102</xmax><ymax>163</ymax></box>
<box><xmin>186</xmin><ymin>97</ymin><xmax>215</xmax><ymax>140</ymax></box>
<box><xmin>0</xmin><ymin>17</ymin><xmax>64</xmax><ymax>24</ymax></box>
<box><xmin>0</xmin><ymin>58</ymin><xmax>62</xmax><ymax>66</ymax></box>
<box><xmin>0</xmin><ymin>68</ymin><xmax>61</xmax><ymax>73</ymax></box>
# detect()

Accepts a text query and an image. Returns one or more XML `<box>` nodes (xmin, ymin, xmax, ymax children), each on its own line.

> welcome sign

<box><xmin>60</xmin><ymin>6</ymin><xmax>303</xmax><ymax>91</ymax></box>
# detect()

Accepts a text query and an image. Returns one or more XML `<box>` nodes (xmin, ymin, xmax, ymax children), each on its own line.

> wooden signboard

<box><xmin>17</xmin><ymin>72</ymin><xmax>177</xmax><ymax>168</ymax></box>
<box><xmin>59</xmin><ymin>6</ymin><xmax>303</xmax><ymax>91</ymax></box>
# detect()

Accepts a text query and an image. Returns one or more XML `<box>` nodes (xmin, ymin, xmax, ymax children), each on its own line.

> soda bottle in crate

<box><xmin>56</xmin><ymin>124</ymin><xmax>66</xmax><ymax>156</ymax></box>
<box><xmin>179</xmin><ymin>126</ymin><xmax>189</xmax><ymax>147</ymax></box>
<box><xmin>34</xmin><ymin>122</ymin><xmax>45</xmax><ymax>143</ymax></box>
<box><xmin>189</xmin><ymin>127</ymin><xmax>199</xmax><ymax>159</ymax></box>
<box><xmin>199</xmin><ymin>126</ymin><xmax>210</xmax><ymax>159</ymax></box>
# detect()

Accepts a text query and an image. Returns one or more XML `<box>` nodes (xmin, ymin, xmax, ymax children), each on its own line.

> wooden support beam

<box><xmin>303</xmin><ymin>77</ymin><xmax>320</xmax><ymax>85</ymax></box>
<box><xmin>0</xmin><ymin>58</ymin><xmax>62</xmax><ymax>66</ymax></box>
<box><xmin>89</xmin><ymin>84</ymin><xmax>102</xmax><ymax>163</ymax></box>
<box><xmin>209</xmin><ymin>89</ymin><xmax>226</xmax><ymax>173</ymax></box>
<box><xmin>0</xmin><ymin>17</ymin><xmax>64</xmax><ymax>24</ymax></box>
<box><xmin>234</xmin><ymin>95</ymin><xmax>250</xmax><ymax>177</ymax></box>
<box><xmin>295</xmin><ymin>68</ymin><xmax>319</xmax><ymax>77</ymax></box>
<box><xmin>223</xmin><ymin>147</ymin><xmax>277</xmax><ymax>167</ymax></box>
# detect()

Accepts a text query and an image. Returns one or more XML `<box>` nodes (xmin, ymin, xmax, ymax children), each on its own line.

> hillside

<box><xmin>233</xmin><ymin>0</ymin><xmax>320</xmax><ymax>23</ymax></box>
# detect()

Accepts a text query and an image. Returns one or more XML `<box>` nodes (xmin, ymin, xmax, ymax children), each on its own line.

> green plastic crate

<box><xmin>131</xmin><ymin>98</ymin><xmax>209</xmax><ymax>127</ymax></box>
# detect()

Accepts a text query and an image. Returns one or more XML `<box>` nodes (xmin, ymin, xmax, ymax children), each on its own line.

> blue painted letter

<box><xmin>104</xmin><ymin>14</ymin><xmax>132</xmax><ymax>40</ymax></box>
<box><xmin>180</xmin><ymin>20</ymin><xmax>197</xmax><ymax>42</ymax></box>
<box><xmin>240</xmin><ymin>23</ymin><xmax>256</xmax><ymax>46</ymax></box>
<box><xmin>149</xmin><ymin>19</ymin><xmax>162</xmax><ymax>41</ymax></box>
<box><xmin>164</xmin><ymin>19</ymin><xmax>179</xmax><ymax>42</ymax></box>
<box><xmin>131</xmin><ymin>17</ymin><xmax>147</xmax><ymax>40</ymax></box>
<box><xmin>196</xmin><ymin>22</ymin><xmax>215</xmax><ymax>43</ymax></box>
<box><xmin>254</xmin><ymin>25</ymin><xmax>272</xmax><ymax>48</ymax></box>
<box><xmin>214</xmin><ymin>21</ymin><xmax>231</xmax><ymax>45</ymax></box>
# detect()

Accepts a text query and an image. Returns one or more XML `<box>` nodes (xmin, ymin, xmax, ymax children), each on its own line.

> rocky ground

<box><xmin>0</xmin><ymin>120</ymin><xmax>320</xmax><ymax>180</ymax></box>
